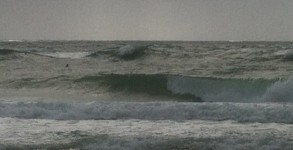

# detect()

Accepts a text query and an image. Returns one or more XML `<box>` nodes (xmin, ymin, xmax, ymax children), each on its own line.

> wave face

<box><xmin>2</xmin><ymin>74</ymin><xmax>288</xmax><ymax>102</ymax></box>
<box><xmin>0</xmin><ymin>49</ymin><xmax>22</xmax><ymax>60</ymax></box>
<box><xmin>75</xmin><ymin>74</ymin><xmax>202</xmax><ymax>101</ymax></box>
<box><xmin>0</xmin><ymin>49</ymin><xmax>17</xmax><ymax>55</ymax></box>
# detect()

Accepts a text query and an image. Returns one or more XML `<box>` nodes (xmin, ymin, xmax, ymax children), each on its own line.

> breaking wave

<box><xmin>284</xmin><ymin>50</ymin><xmax>293</xmax><ymax>60</ymax></box>
<box><xmin>1</xmin><ymin>101</ymin><xmax>293</xmax><ymax>123</ymax></box>
<box><xmin>4</xmin><ymin>74</ymin><xmax>292</xmax><ymax>102</ymax></box>
<box><xmin>261</xmin><ymin>77</ymin><xmax>293</xmax><ymax>102</ymax></box>
<box><xmin>167</xmin><ymin>76</ymin><xmax>275</xmax><ymax>102</ymax></box>
<box><xmin>87</xmin><ymin>44</ymin><xmax>148</xmax><ymax>60</ymax></box>
<box><xmin>3</xmin><ymin>74</ymin><xmax>293</xmax><ymax>102</ymax></box>
<box><xmin>117</xmin><ymin>45</ymin><xmax>148</xmax><ymax>59</ymax></box>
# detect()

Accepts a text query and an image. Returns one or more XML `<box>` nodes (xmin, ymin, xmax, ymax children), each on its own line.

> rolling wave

<box><xmin>2</xmin><ymin>74</ymin><xmax>292</xmax><ymax>102</ymax></box>
<box><xmin>75</xmin><ymin>74</ymin><xmax>201</xmax><ymax>101</ymax></box>
<box><xmin>0</xmin><ymin>49</ymin><xmax>18</xmax><ymax>55</ymax></box>
<box><xmin>0</xmin><ymin>49</ymin><xmax>23</xmax><ymax>60</ymax></box>
<box><xmin>74</xmin><ymin>74</ymin><xmax>292</xmax><ymax>102</ymax></box>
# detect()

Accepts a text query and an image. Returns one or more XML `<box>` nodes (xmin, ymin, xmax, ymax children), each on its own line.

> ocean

<box><xmin>0</xmin><ymin>41</ymin><xmax>293</xmax><ymax>149</ymax></box>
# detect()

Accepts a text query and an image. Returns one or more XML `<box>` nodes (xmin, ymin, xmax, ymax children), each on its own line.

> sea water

<box><xmin>0</xmin><ymin>41</ymin><xmax>293</xmax><ymax>149</ymax></box>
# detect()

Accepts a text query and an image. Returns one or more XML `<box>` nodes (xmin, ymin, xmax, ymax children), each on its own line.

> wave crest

<box><xmin>117</xmin><ymin>45</ymin><xmax>147</xmax><ymax>59</ymax></box>
<box><xmin>262</xmin><ymin>77</ymin><xmax>293</xmax><ymax>102</ymax></box>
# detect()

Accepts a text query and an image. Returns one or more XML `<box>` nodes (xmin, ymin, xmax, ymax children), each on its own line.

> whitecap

<box><xmin>38</xmin><ymin>52</ymin><xmax>90</xmax><ymax>59</ymax></box>
<box><xmin>284</xmin><ymin>50</ymin><xmax>293</xmax><ymax>60</ymax></box>
<box><xmin>261</xmin><ymin>77</ymin><xmax>293</xmax><ymax>102</ymax></box>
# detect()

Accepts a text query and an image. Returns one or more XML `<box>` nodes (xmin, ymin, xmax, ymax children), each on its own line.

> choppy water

<box><xmin>1</xmin><ymin>41</ymin><xmax>293</xmax><ymax>149</ymax></box>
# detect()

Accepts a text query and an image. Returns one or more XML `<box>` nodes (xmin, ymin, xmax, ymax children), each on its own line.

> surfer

<box><xmin>65</xmin><ymin>64</ymin><xmax>72</xmax><ymax>71</ymax></box>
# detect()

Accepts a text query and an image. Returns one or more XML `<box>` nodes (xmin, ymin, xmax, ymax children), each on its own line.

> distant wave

<box><xmin>0</xmin><ymin>49</ymin><xmax>87</xmax><ymax>60</ymax></box>
<box><xmin>36</xmin><ymin>52</ymin><xmax>90</xmax><ymax>59</ymax></box>
<box><xmin>0</xmin><ymin>40</ymin><xmax>23</xmax><ymax>42</ymax></box>
<box><xmin>117</xmin><ymin>45</ymin><xmax>147</xmax><ymax>59</ymax></box>
<box><xmin>87</xmin><ymin>48</ymin><xmax>116</xmax><ymax>57</ymax></box>
<box><xmin>274</xmin><ymin>49</ymin><xmax>293</xmax><ymax>61</ymax></box>
<box><xmin>0</xmin><ymin>49</ymin><xmax>23</xmax><ymax>60</ymax></box>
<box><xmin>284</xmin><ymin>50</ymin><xmax>293</xmax><ymax>60</ymax></box>
<box><xmin>88</xmin><ymin>44</ymin><xmax>148</xmax><ymax>60</ymax></box>
<box><xmin>0</xmin><ymin>49</ymin><xmax>19</xmax><ymax>55</ymax></box>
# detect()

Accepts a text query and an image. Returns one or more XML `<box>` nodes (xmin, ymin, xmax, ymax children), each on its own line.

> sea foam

<box><xmin>1</xmin><ymin>101</ymin><xmax>293</xmax><ymax>123</ymax></box>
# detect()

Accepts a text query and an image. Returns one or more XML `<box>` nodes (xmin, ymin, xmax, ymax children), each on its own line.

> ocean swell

<box><xmin>2</xmin><ymin>74</ymin><xmax>293</xmax><ymax>102</ymax></box>
<box><xmin>0</xmin><ymin>49</ymin><xmax>22</xmax><ymax>60</ymax></box>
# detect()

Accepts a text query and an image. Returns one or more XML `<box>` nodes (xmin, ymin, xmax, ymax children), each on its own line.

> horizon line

<box><xmin>1</xmin><ymin>39</ymin><xmax>293</xmax><ymax>42</ymax></box>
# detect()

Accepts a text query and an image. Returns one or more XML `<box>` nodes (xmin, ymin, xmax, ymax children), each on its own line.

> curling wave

<box><xmin>3</xmin><ymin>74</ymin><xmax>293</xmax><ymax>102</ymax></box>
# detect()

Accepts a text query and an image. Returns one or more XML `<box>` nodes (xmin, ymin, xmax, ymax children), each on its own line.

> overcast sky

<box><xmin>1</xmin><ymin>0</ymin><xmax>293</xmax><ymax>41</ymax></box>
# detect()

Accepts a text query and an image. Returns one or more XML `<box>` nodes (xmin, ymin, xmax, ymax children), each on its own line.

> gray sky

<box><xmin>1</xmin><ymin>0</ymin><xmax>293</xmax><ymax>41</ymax></box>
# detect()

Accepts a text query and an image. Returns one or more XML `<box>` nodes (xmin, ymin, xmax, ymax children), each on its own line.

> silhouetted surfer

<box><xmin>65</xmin><ymin>64</ymin><xmax>69</xmax><ymax>68</ymax></box>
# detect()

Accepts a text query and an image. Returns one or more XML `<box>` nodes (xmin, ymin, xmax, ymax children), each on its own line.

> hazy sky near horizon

<box><xmin>1</xmin><ymin>0</ymin><xmax>293</xmax><ymax>41</ymax></box>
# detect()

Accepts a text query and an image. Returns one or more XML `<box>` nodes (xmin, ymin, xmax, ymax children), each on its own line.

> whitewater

<box><xmin>0</xmin><ymin>41</ymin><xmax>293</xmax><ymax>149</ymax></box>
